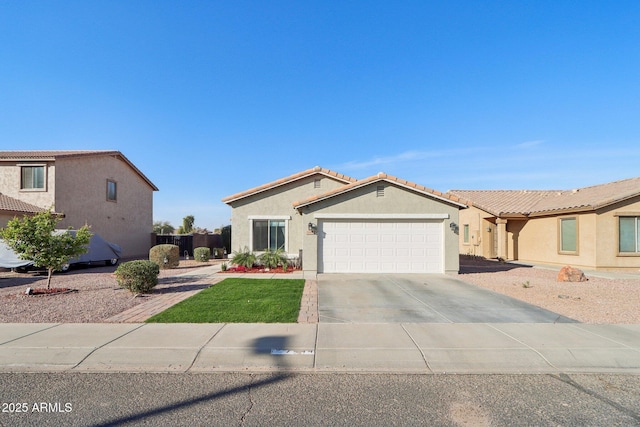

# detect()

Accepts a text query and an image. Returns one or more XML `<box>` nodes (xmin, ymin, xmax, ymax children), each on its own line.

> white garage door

<box><xmin>319</xmin><ymin>220</ymin><xmax>443</xmax><ymax>273</ymax></box>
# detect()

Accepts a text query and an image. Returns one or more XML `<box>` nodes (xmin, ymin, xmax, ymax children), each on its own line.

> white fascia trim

<box><xmin>313</xmin><ymin>213</ymin><xmax>450</xmax><ymax>220</ymax></box>
<box><xmin>248</xmin><ymin>215</ymin><xmax>291</xmax><ymax>220</ymax></box>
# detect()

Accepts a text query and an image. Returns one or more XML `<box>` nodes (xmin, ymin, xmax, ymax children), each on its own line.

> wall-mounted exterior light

<box><xmin>308</xmin><ymin>222</ymin><xmax>318</xmax><ymax>234</ymax></box>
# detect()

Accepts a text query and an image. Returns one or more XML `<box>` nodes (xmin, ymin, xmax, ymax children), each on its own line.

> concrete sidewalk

<box><xmin>0</xmin><ymin>322</ymin><xmax>638</xmax><ymax>374</ymax></box>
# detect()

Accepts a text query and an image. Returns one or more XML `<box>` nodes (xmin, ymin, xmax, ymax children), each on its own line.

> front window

<box><xmin>252</xmin><ymin>219</ymin><xmax>285</xmax><ymax>251</ymax></box>
<box><xmin>619</xmin><ymin>216</ymin><xmax>640</xmax><ymax>253</ymax></box>
<box><xmin>560</xmin><ymin>217</ymin><xmax>577</xmax><ymax>253</ymax></box>
<box><xmin>21</xmin><ymin>165</ymin><xmax>45</xmax><ymax>190</ymax></box>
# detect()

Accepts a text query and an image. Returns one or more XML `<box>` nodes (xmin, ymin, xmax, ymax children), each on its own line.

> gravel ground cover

<box><xmin>1</xmin><ymin>257</ymin><xmax>639</xmax><ymax>323</ymax></box>
<box><xmin>459</xmin><ymin>257</ymin><xmax>640</xmax><ymax>324</ymax></box>
<box><xmin>0</xmin><ymin>260</ymin><xmax>216</xmax><ymax>323</ymax></box>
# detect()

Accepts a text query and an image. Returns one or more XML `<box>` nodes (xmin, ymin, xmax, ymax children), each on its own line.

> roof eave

<box><xmin>223</xmin><ymin>169</ymin><xmax>355</xmax><ymax>205</ymax></box>
<box><xmin>293</xmin><ymin>177</ymin><xmax>467</xmax><ymax>210</ymax></box>
<box><xmin>527</xmin><ymin>206</ymin><xmax>594</xmax><ymax>218</ymax></box>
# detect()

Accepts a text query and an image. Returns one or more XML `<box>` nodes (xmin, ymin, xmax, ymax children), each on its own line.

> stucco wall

<box><xmin>228</xmin><ymin>175</ymin><xmax>349</xmax><ymax>258</ymax></box>
<box><xmin>594</xmin><ymin>196</ymin><xmax>640</xmax><ymax>269</ymax></box>
<box><xmin>0</xmin><ymin>214</ymin><xmax>15</xmax><ymax>228</ymax></box>
<box><xmin>458</xmin><ymin>206</ymin><xmax>496</xmax><ymax>257</ymax></box>
<box><xmin>514</xmin><ymin>213</ymin><xmax>598</xmax><ymax>268</ymax></box>
<box><xmin>0</xmin><ymin>162</ymin><xmax>56</xmax><ymax>208</ymax></box>
<box><xmin>54</xmin><ymin>156</ymin><xmax>154</xmax><ymax>258</ymax></box>
<box><xmin>298</xmin><ymin>183</ymin><xmax>461</xmax><ymax>274</ymax></box>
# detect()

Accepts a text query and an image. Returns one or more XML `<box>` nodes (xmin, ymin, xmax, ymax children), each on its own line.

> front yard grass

<box><xmin>145</xmin><ymin>278</ymin><xmax>305</xmax><ymax>323</ymax></box>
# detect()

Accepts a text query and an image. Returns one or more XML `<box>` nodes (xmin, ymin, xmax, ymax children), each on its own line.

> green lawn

<box><xmin>145</xmin><ymin>278</ymin><xmax>305</xmax><ymax>323</ymax></box>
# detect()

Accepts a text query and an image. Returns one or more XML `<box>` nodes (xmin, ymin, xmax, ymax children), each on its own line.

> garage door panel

<box><xmin>334</xmin><ymin>248</ymin><xmax>349</xmax><ymax>257</ymax></box>
<box><xmin>380</xmin><ymin>248</ymin><xmax>394</xmax><ymax>257</ymax></box>
<box><xmin>396</xmin><ymin>235</ymin><xmax>411</xmax><ymax>244</ymax></box>
<box><xmin>319</xmin><ymin>220</ymin><xmax>443</xmax><ymax>273</ymax></box>
<box><xmin>365</xmin><ymin>235</ymin><xmax>379</xmax><ymax>243</ymax></box>
<box><xmin>365</xmin><ymin>248</ymin><xmax>379</xmax><ymax>257</ymax></box>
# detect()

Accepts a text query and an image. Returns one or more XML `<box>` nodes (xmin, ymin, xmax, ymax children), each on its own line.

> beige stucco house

<box><xmin>0</xmin><ymin>150</ymin><xmax>158</xmax><ymax>258</ymax></box>
<box><xmin>448</xmin><ymin>177</ymin><xmax>640</xmax><ymax>271</ymax></box>
<box><xmin>222</xmin><ymin>167</ymin><xmax>465</xmax><ymax>276</ymax></box>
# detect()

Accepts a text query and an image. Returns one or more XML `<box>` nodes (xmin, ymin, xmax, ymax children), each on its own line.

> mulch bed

<box><xmin>220</xmin><ymin>266</ymin><xmax>298</xmax><ymax>274</ymax></box>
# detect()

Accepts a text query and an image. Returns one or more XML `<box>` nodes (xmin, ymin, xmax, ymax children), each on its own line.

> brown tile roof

<box><xmin>293</xmin><ymin>172</ymin><xmax>467</xmax><ymax>209</ymax></box>
<box><xmin>446</xmin><ymin>189</ymin><xmax>557</xmax><ymax>217</ymax></box>
<box><xmin>449</xmin><ymin>176</ymin><xmax>640</xmax><ymax>217</ymax></box>
<box><xmin>0</xmin><ymin>150</ymin><xmax>117</xmax><ymax>160</ymax></box>
<box><xmin>0</xmin><ymin>193</ymin><xmax>47</xmax><ymax>215</ymax></box>
<box><xmin>0</xmin><ymin>150</ymin><xmax>158</xmax><ymax>191</ymax></box>
<box><xmin>222</xmin><ymin>166</ymin><xmax>357</xmax><ymax>204</ymax></box>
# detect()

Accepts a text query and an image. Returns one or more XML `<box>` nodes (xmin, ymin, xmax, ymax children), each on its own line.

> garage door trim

<box><xmin>318</xmin><ymin>218</ymin><xmax>444</xmax><ymax>274</ymax></box>
<box><xmin>314</xmin><ymin>213</ymin><xmax>450</xmax><ymax>220</ymax></box>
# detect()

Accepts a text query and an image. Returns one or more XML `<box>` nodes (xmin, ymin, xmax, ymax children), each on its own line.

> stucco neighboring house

<box><xmin>448</xmin><ymin>177</ymin><xmax>640</xmax><ymax>271</ymax></box>
<box><xmin>0</xmin><ymin>150</ymin><xmax>158</xmax><ymax>258</ymax></box>
<box><xmin>222</xmin><ymin>166</ymin><xmax>465</xmax><ymax>276</ymax></box>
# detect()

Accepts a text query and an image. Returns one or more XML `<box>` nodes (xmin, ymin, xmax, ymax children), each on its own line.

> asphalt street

<box><xmin>1</xmin><ymin>372</ymin><xmax>639</xmax><ymax>426</ymax></box>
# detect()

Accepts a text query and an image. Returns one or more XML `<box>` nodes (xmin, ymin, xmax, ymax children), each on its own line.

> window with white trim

<box><xmin>619</xmin><ymin>216</ymin><xmax>640</xmax><ymax>253</ymax></box>
<box><xmin>20</xmin><ymin>165</ymin><xmax>45</xmax><ymax>190</ymax></box>
<box><xmin>252</xmin><ymin>219</ymin><xmax>285</xmax><ymax>251</ymax></box>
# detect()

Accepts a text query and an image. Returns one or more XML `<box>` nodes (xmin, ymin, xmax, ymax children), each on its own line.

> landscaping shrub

<box><xmin>194</xmin><ymin>247</ymin><xmax>210</xmax><ymax>262</ymax></box>
<box><xmin>231</xmin><ymin>246</ymin><xmax>256</xmax><ymax>268</ymax></box>
<box><xmin>258</xmin><ymin>248</ymin><xmax>288</xmax><ymax>269</ymax></box>
<box><xmin>149</xmin><ymin>244</ymin><xmax>180</xmax><ymax>269</ymax></box>
<box><xmin>114</xmin><ymin>260</ymin><xmax>160</xmax><ymax>294</ymax></box>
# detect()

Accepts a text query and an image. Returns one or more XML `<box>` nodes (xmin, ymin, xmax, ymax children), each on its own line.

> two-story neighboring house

<box><xmin>0</xmin><ymin>150</ymin><xmax>158</xmax><ymax>258</ymax></box>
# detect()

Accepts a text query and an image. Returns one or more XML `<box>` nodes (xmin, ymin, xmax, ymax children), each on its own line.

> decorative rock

<box><xmin>557</xmin><ymin>265</ymin><xmax>588</xmax><ymax>282</ymax></box>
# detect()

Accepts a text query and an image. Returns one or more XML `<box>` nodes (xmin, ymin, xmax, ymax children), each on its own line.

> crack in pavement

<box><xmin>551</xmin><ymin>373</ymin><xmax>640</xmax><ymax>423</ymax></box>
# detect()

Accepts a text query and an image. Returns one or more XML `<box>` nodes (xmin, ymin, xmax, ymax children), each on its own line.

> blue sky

<box><xmin>2</xmin><ymin>1</ymin><xmax>639</xmax><ymax>230</ymax></box>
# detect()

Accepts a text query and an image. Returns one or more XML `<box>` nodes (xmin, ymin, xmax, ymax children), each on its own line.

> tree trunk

<box><xmin>46</xmin><ymin>268</ymin><xmax>53</xmax><ymax>289</ymax></box>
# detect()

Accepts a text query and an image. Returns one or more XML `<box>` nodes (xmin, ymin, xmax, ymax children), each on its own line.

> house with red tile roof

<box><xmin>223</xmin><ymin>167</ymin><xmax>466</xmax><ymax>275</ymax></box>
<box><xmin>448</xmin><ymin>177</ymin><xmax>640</xmax><ymax>271</ymax></box>
<box><xmin>0</xmin><ymin>150</ymin><xmax>158</xmax><ymax>258</ymax></box>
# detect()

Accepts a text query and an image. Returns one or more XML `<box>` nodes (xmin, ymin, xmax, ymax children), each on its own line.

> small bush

<box><xmin>115</xmin><ymin>260</ymin><xmax>160</xmax><ymax>294</ymax></box>
<box><xmin>149</xmin><ymin>244</ymin><xmax>180</xmax><ymax>269</ymax></box>
<box><xmin>258</xmin><ymin>248</ymin><xmax>288</xmax><ymax>269</ymax></box>
<box><xmin>221</xmin><ymin>262</ymin><xmax>228</xmax><ymax>271</ymax></box>
<box><xmin>231</xmin><ymin>246</ymin><xmax>256</xmax><ymax>268</ymax></box>
<box><xmin>194</xmin><ymin>247</ymin><xmax>210</xmax><ymax>262</ymax></box>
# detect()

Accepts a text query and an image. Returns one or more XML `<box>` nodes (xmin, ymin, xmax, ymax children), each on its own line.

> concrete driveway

<box><xmin>318</xmin><ymin>274</ymin><xmax>577</xmax><ymax>323</ymax></box>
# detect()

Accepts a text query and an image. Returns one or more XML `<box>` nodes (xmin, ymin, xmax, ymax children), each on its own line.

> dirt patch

<box><xmin>459</xmin><ymin>257</ymin><xmax>640</xmax><ymax>324</ymax></box>
<box><xmin>0</xmin><ymin>259</ymin><xmax>219</xmax><ymax>323</ymax></box>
